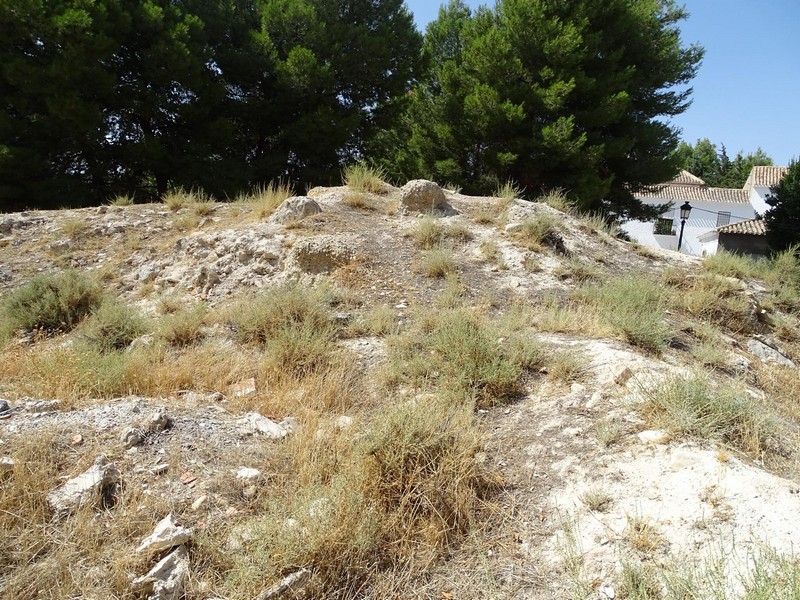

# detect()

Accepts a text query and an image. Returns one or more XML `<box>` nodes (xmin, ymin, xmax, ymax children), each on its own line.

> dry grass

<box><xmin>60</xmin><ymin>217</ymin><xmax>87</xmax><ymax>238</ymax></box>
<box><xmin>495</xmin><ymin>179</ymin><xmax>522</xmax><ymax>201</ymax></box>
<box><xmin>236</xmin><ymin>179</ymin><xmax>294</xmax><ymax>219</ymax></box>
<box><xmin>162</xmin><ymin>187</ymin><xmax>210</xmax><ymax>211</ymax></box>
<box><xmin>342</xmin><ymin>162</ymin><xmax>389</xmax><ymax>194</ymax></box>
<box><xmin>640</xmin><ymin>374</ymin><xmax>785</xmax><ymax>459</ymax></box>
<box><xmin>0</xmin><ymin>433</ymin><xmax>173</xmax><ymax>599</ymax></box>
<box><xmin>510</xmin><ymin>213</ymin><xmax>563</xmax><ymax>252</ymax></box>
<box><xmin>575</xmin><ymin>275</ymin><xmax>672</xmax><ymax>353</ymax></box>
<box><xmin>537</xmin><ymin>189</ymin><xmax>573</xmax><ymax>213</ymax></box>
<box><xmin>342</xmin><ymin>190</ymin><xmax>376</xmax><ymax>210</ymax></box>
<box><xmin>420</xmin><ymin>247</ymin><xmax>457</xmax><ymax>278</ymax></box>
<box><xmin>108</xmin><ymin>193</ymin><xmax>134</xmax><ymax>206</ymax></box>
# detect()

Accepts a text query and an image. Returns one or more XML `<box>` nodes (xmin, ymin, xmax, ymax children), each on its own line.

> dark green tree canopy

<box><xmin>0</xmin><ymin>0</ymin><xmax>422</xmax><ymax>210</ymax></box>
<box><xmin>674</xmin><ymin>138</ymin><xmax>773</xmax><ymax>189</ymax></box>
<box><xmin>765</xmin><ymin>159</ymin><xmax>800</xmax><ymax>253</ymax></box>
<box><xmin>376</xmin><ymin>0</ymin><xmax>704</xmax><ymax>219</ymax></box>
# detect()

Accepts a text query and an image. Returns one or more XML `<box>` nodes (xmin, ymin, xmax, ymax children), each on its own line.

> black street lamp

<box><xmin>677</xmin><ymin>201</ymin><xmax>692</xmax><ymax>252</ymax></box>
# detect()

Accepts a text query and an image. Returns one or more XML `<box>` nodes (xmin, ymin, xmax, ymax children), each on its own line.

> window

<box><xmin>716</xmin><ymin>211</ymin><xmax>731</xmax><ymax>227</ymax></box>
<box><xmin>654</xmin><ymin>218</ymin><xmax>675</xmax><ymax>235</ymax></box>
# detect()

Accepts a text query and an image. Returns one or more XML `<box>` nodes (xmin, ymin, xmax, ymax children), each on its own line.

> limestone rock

<box><xmin>47</xmin><ymin>455</ymin><xmax>121</xmax><ymax>516</ymax></box>
<box><xmin>270</xmin><ymin>196</ymin><xmax>322</xmax><ymax>224</ymax></box>
<box><xmin>288</xmin><ymin>234</ymin><xmax>359</xmax><ymax>274</ymax></box>
<box><xmin>25</xmin><ymin>399</ymin><xmax>60</xmax><ymax>413</ymax></box>
<box><xmin>399</xmin><ymin>180</ymin><xmax>448</xmax><ymax>213</ymax></box>
<box><xmin>121</xmin><ymin>426</ymin><xmax>144</xmax><ymax>449</ymax></box>
<box><xmin>747</xmin><ymin>337</ymin><xmax>795</xmax><ymax>368</ymax></box>
<box><xmin>146</xmin><ymin>407</ymin><xmax>170</xmax><ymax>432</ymax></box>
<box><xmin>236</xmin><ymin>467</ymin><xmax>262</xmax><ymax>481</ymax></box>
<box><xmin>131</xmin><ymin>545</ymin><xmax>189</xmax><ymax>600</ymax></box>
<box><xmin>136</xmin><ymin>513</ymin><xmax>194</xmax><ymax>555</ymax></box>
<box><xmin>260</xmin><ymin>568</ymin><xmax>312</xmax><ymax>600</ymax></box>
<box><xmin>1</xmin><ymin>456</ymin><xmax>16</xmax><ymax>475</ymax></box>
<box><xmin>238</xmin><ymin>412</ymin><xmax>294</xmax><ymax>439</ymax></box>
<box><xmin>637</xmin><ymin>430</ymin><xmax>670</xmax><ymax>445</ymax></box>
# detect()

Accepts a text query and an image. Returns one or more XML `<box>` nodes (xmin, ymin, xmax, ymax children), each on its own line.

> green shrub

<box><xmin>157</xmin><ymin>304</ymin><xmax>207</xmax><ymax>347</ymax></box>
<box><xmin>641</xmin><ymin>374</ymin><xmax>783</xmax><ymax>456</ymax></box>
<box><xmin>577</xmin><ymin>276</ymin><xmax>671</xmax><ymax>353</ymax></box>
<box><xmin>0</xmin><ymin>270</ymin><xmax>103</xmax><ymax>334</ymax></box>
<box><xmin>228</xmin><ymin>284</ymin><xmax>332</xmax><ymax>346</ymax></box>
<box><xmin>81</xmin><ymin>300</ymin><xmax>149</xmax><ymax>352</ymax></box>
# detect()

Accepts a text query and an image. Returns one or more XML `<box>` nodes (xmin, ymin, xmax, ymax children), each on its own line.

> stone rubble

<box><xmin>46</xmin><ymin>455</ymin><xmax>121</xmax><ymax>516</ymax></box>
<box><xmin>237</xmin><ymin>412</ymin><xmax>295</xmax><ymax>439</ymax></box>
<box><xmin>136</xmin><ymin>513</ymin><xmax>194</xmax><ymax>555</ymax></box>
<box><xmin>131</xmin><ymin>544</ymin><xmax>189</xmax><ymax>600</ymax></box>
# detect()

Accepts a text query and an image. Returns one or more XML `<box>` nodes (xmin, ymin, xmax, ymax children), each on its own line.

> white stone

<box><xmin>336</xmin><ymin>415</ymin><xmax>354</xmax><ymax>430</ymax></box>
<box><xmin>121</xmin><ymin>426</ymin><xmax>144</xmax><ymax>449</ymax></box>
<box><xmin>47</xmin><ymin>455</ymin><xmax>121</xmax><ymax>516</ymax></box>
<box><xmin>399</xmin><ymin>180</ymin><xmax>448</xmax><ymax>213</ymax></box>
<box><xmin>0</xmin><ymin>456</ymin><xmax>16</xmax><ymax>474</ymax></box>
<box><xmin>260</xmin><ymin>568</ymin><xmax>312</xmax><ymax>600</ymax></box>
<box><xmin>637</xmin><ymin>430</ymin><xmax>670</xmax><ymax>445</ymax></box>
<box><xmin>131</xmin><ymin>545</ymin><xmax>189</xmax><ymax>600</ymax></box>
<box><xmin>269</xmin><ymin>196</ymin><xmax>322</xmax><ymax>224</ymax></box>
<box><xmin>238</xmin><ymin>412</ymin><xmax>292</xmax><ymax>439</ymax></box>
<box><xmin>136</xmin><ymin>513</ymin><xmax>194</xmax><ymax>555</ymax></box>
<box><xmin>236</xmin><ymin>467</ymin><xmax>262</xmax><ymax>481</ymax></box>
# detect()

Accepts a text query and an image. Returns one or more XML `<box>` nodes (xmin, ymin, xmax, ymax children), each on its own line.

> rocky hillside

<box><xmin>1</xmin><ymin>178</ymin><xmax>799</xmax><ymax>600</ymax></box>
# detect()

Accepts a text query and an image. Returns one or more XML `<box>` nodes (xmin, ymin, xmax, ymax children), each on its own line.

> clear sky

<box><xmin>404</xmin><ymin>0</ymin><xmax>800</xmax><ymax>166</ymax></box>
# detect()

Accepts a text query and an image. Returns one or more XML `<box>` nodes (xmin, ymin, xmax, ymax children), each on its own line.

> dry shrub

<box><xmin>640</xmin><ymin>374</ymin><xmax>785</xmax><ymax>458</ymax></box>
<box><xmin>576</xmin><ymin>275</ymin><xmax>672</xmax><ymax>353</ymax></box>
<box><xmin>80</xmin><ymin>299</ymin><xmax>150</xmax><ymax>352</ymax></box>
<box><xmin>157</xmin><ymin>303</ymin><xmax>207</xmax><ymax>347</ymax></box>
<box><xmin>676</xmin><ymin>275</ymin><xmax>754</xmax><ymax>333</ymax></box>
<box><xmin>222</xmin><ymin>397</ymin><xmax>491</xmax><ymax>598</ymax></box>
<box><xmin>0</xmin><ymin>432</ymin><xmax>170</xmax><ymax>599</ymax></box>
<box><xmin>537</xmin><ymin>189</ymin><xmax>573</xmax><ymax>213</ymax></box>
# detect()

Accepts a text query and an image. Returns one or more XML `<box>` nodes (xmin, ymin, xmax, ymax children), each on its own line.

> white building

<box><xmin>622</xmin><ymin>167</ymin><xmax>789</xmax><ymax>257</ymax></box>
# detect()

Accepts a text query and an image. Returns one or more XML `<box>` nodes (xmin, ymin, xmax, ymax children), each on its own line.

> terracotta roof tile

<box><xmin>747</xmin><ymin>166</ymin><xmax>789</xmax><ymax>189</ymax></box>
<box><xmin>670</xmin><ymin>170</ymin><xmax>706</xmax><ymax>186</ymax></box>
<box><xmin>716</xmin><ymin>218</ymin><xmax>766</xmax><ymax>236</ymax></box>
<box><xmin>636</xmin><ymin>184</ymin><xmax>750</xmax><ymax>204</ymax></box>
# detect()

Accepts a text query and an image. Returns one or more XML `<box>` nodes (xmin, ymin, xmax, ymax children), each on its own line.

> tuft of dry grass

<box><xmin>342</xmin><ymin>191</ymin><xmax>376</xmax><ymax>210</ymax></box>
<box><xmin>495</xmin><ymin>179</ymin><xmax>522</xmax><ymax>202</ymax></box>
<box><xmin>236</xmin><ymin>180</ymin><xmax>295</xmax><ymax>219</ymax></box>
<box><xmin>342</xmin><ymin>162</ymin><xmax>389</xmax><ymax>194</ymax></box>
<box><xmin>510</xmin><ymin>213</ymin><xmax>563</xmax><ymax>252</ymax></box>
<box><xmin>162</xmin><ymin>187</ymin><xmax>210</xmax><ymax>211</ymax></box>
<box><xmin>640</xmin><ymin>374</ymin><xmax>785</xmax><ymax>459</ymax></box>
<box><xmin>420</xmin><ymin>247</ymin><xmax>457</xmax><ymax>278</ymax></box>
<box><xmin>537</xmin><ymin>189</ymin><xmax>573</xmax><ymax>213</ymax></box>
<box><xmin>60</xmin><ymin>217</ymin><xmax>87</xmax><ymax>239</ymax></box>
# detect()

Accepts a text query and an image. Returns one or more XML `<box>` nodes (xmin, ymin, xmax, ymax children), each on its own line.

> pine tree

<box><xmin>765</xmin><ymin>159</ymin><xmax>800</xmax><ymax>253</ymax></box>
<box><xmin>379</xmin><ymin>0</ymin><xmax>703</xmax><ymax>219</ymax></box>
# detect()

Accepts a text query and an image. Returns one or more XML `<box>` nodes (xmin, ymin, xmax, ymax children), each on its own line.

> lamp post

<box><xmin>677</xmin><ymin>201</ymin><xmax>692</xmax><ymax>252</ymax></box>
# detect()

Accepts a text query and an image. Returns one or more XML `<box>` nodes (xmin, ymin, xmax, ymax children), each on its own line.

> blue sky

<box><xmin>404</xmin><ymin>0</ymin><xmax>800</xmax><ymax>166</ymax></box>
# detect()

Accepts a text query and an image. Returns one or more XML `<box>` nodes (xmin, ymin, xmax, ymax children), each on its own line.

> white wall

<box><xmin>622</xmin><ymin>200</ymin><xmax>756</xmax><ymax>257</ymax></box>
<box><xmin>749</xmin><ymin>186</ymin><xmax>771</xmax><ymax>215</ymax></box>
